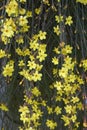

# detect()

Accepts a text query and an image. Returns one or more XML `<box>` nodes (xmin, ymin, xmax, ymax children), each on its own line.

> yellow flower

<box><xmin>77</xmin><ymin>77</ymin><xmax>84</xmax><ymax>84</ymax></box>
<box><xmin>31</xmin><ymin>113</ymin><xmax>38</xmax><ymax>122</ymax></box>
<box><xmin>18</xmin><ymin>60</ymin><xmax>25</xmax><ymax>67</ymax></box>
<box><xmin>33</xmin><ymin>71</ymin><xmax>42</xmax><ymax>82</ymax></box>
<box><xmin>23</xmin><ymin>49</ymin><xmax>30</xmax><ymax>56</ymax></box>
<box><xmin>6</xmin><ymin>0</ymin><xmax>18</xmax><ymax>16</ymax></box>
<box><xmin>46</xmin><ymin>119</ymin><xmax>57</xmax><ymax>130</ymax></box>
<box><xmin>5</xmin><ymin>18</ymin><xmax>16</xmax><ymax>31</ymax></box>
<box><xmin>1</xmin><ymin>34</ymin><xmax>8</xmax><ymax>44</ymax></box>
<box><xmin>63</xmin><ymin>98</ymin><xmax>69</xmax><ymax>104</ymax></box>
<box><xmin>52</xmin><ymin>57</ymin><xmax>59</xmax><ymax>65</ymax></box>
<box><xmin>64</xmin><ymin>84</ymin><xmax>72</xmax><ymax>92</ymax></box>
<box><xmin>3</xmin><ymin>63</ymin><xmax>14</xmax><ymax>77</ymax></box>
<box><xmin>62</xmin><ymin>45</ymin><xmax>72</xmax><ymax>55</ymax></box>
<box><xmin>71</xmin><ymin>115</ymin><xmax>77</xmax><ymax>123</ymax></box>
<box><xmin>55</xmin><ymin>96</ymin><xmax>62</xmax><ymax>102</ymax></box>
<box><xmin>38</xmin><ymin>44</ymin><xmax>47</xmax><ymax>52</ymax></box>
<box><xmin>20</xmin><ymin>25</ymin><xmax>30</xmax><ymax>32</ymax></box>
<box><xmin>19</xmin><ymin>106</ymin><xmax>30</xmax><ymax>123</ymax></box>
<box><xmin>80</xmin><ymin>59</ymin><xmax>87</xmax><ymax>71</ymax></box>
<box><xmin>2</xmin><ymin>26</ymin><xmax>14</xmax><ymax>38</ymax></box>
<box><xmin>75</xmin><ymin>122</ymin><xmax>80</xmax><ymax>128</ymax></box>
<box><xmin>53</xmin><ymin>25</ymin><xmax>61</xmax><ymax>35</ymax></box>
<box><xmin>27</xmin><ymin>60</ymin><xmax>36</xmax><ymax>70</ymax></box>
<box><xmin>47</xmin><ymin>106</ymin><xmax>53</xmax><ymax>114</ymax></box>
<box><xmin>1</xmin><ymin>18</ymin><xmax>16</xmax><ymax>39</ymax></box>
<box><xmin>54</xmin><ymin>106</ymin><xmax>61</xmax><ymax>115</ymax></box>
<box><xmin>41</xmin><ymin>100</ymin><xmax>47</xmax><ymax>106</ymax></box>
<box><xmin>59</xmin><ymin>67</ymin><xmax>68</xmax><ymax>78</ymax></box>
<box><xmin>38</xmin><ymin>31</ymin><xmax>47</xmax><ymax>40</ymax></box>
<box><xmin>26</xmin><ymin>11</ymin><xmax>32</xmax><ymax>18</ymax></box>
<box><xmin>63</xmin><ymin>56</ymin><xmax>72</xmax><ymax>65</ymax></box>
<box><xmin>16</xmin><ymin>48</ymin><xmax>24</xmax><ymax>56</ymax></box>
<box><xmin>55</xmin><ymin>15</ymin><xmax>63</xmax><ymax>23</ymax></box>
<box><xmin>57</xmin><ymin>90</ymin><xmax>64</xmax><ymax>96</ymax></box>
<box><xmin>19</xmin><ymin>105</ymin><xmax>29</xmax><ymax>114</ymax></box>
<box><xmin>19</xmin><ymin>69</ymin><xmax>32</xmax><ymax>81</ymax></box>
<box><xmin>16</xmin><ymin>35</ymin><xmax>24</xmax><ymax>44</ymax></box>
<box><xmin>53</xmin><ymin>68</ymin><xmax>57</xmax><ymax>75</ymax></box>
<box><xmin>53</xmin><ymin>47</ymin><xmax>60</xmax><ymax>54</ymax></box>
<box><xmin>29</xmin><ymin>55</ymin><xmax>35</xmax><ymax>60</ymax></box>
<box><xmin>54</xmin><ymin>81</ymin><xmax>62</xmax><ymax>90</ymax></box>
<box><xmin>61</xmin><ymin>115</ymin><xmax>70</xmax><ymax>126</ymax></box>
<box><xmin>71</xmin><ymin>96</ymin><xmax>79</xmax><ymax>103</ymax></box>
<box><xmin>19</xmin><ymin>16</ymin><xmax>28</xmax><ymax>26</ymax></box>
<box><xmin>30</xmin><ymin>40</ymin><xmax>39</xmax><ymax>51</ymax></box>
<box><xmin>64</xmin><ymin>105</ymin><xmax>72</xmax><ymax>114</ymax></box>
<box><xmin>32</xmin><ymin>87</ymin><xmax>41</xmax><ymax>97</ymax></box>
<box><xmin>76</xmin><ymin>0</ymin><xmax>87</xmax><ymax>5</ymax></box>
<box><xmin>68</xmin><ymin>74</ymin><xmax>76</xmax><ymax>83</ymax></box>
<box><xmin>63</xmin><ymin>56</ymin><xmax>74</xmax><ymax>70</ymax></box>
<box><xmin>0</xmin><ymin>103</ymin><xmax>8</xmax><ymax>111</ymax></box>
<box><xmin>24</xmin><ymin>96</ymin><xmax>33</xmax><ymax>105</ymax></box>
<box><xmin>37</xmin><ymin>51</ymin><xmax>47</xmax><ymax>62</ymax></box>
<box><xmin>65</xmin><ymin>16</ymin><xmax>73</xmax><ymax>26</ymax></box>
<box><xmin>77</xmin><ymin>102</ymin><xmax>82</xmax><ymax>110</ymax></box>
<box><xmin>35</xmin><ymin>8</ymin><xmax>41</xmax><ymax>15</ymax></box>
<box><xmin>19</xmin><ymin>8</ymin><xmax>26</xmax><ymax>15</ymax></box>
<box><xmin>34</xmin><ymin>64</ymin><xmax>42</xmax><ymax>72</ymax></box>
<box><xmin>32</xmin><ymin>34</ymin><xmax>39</xmax><ymax>41</ymax></box>
<box><xmin>32</xmin><ymin>102</ymin><xmax>38</xmax><ymax>111</ymax></box>
<box><xmin>0</xmin><ymin>49</ymin><xmax>6</xmax><ymax>58</ymax></box>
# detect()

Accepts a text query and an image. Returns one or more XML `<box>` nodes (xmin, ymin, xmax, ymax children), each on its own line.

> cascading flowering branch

<box><xmin>0</xmin><ymin>0</ymin><xmax>87</xmax><ymax>130</ymax></box>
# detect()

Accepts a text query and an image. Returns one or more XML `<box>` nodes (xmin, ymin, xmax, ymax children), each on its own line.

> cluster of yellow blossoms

<box><xmin>51</xmin><ymin>43</ymin><xmax>83</xmax><ymax>129</ymax></box>
<box><xmin>19</xmin><ymin>33</ymin><xmax>47</xmax><ymax>82</ymax></box>
<box><xmin>1</xmin><ymin>0</ymin><xmax>30</xmax><ymax>44</ymax></box>
<box><xmin>53</xmin><ymin>15</ymin><xmax>73</xmax><ymax>36</ymax></box>
<box><xmin>19</xmin><ymin>88</ymin><xmax>44</xmax><ymax>130</ymax></box>
<box><xmin>3</xmin><ymin>60</ymin><xmax>14</xmax><ymax>77</ymax></box>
